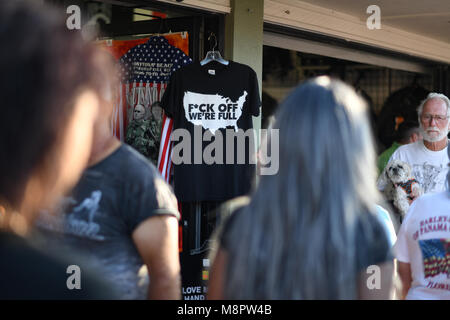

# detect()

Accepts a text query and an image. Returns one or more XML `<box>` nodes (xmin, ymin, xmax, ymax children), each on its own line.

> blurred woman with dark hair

<box><xmin>0</xmin><ymin>1</ymin><xmax>110</xmax><ymax>298</ymax></box>
<box><xmin>208</xmin><ymin>77</ymin><xmax>395</xmax><ymax>299</ymax></box>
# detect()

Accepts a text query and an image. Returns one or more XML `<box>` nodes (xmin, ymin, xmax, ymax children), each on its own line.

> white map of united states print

<box><xmin>183</xmin><ymin>90</ymin><xmax>247</xmax><ymax>134</ymax></box>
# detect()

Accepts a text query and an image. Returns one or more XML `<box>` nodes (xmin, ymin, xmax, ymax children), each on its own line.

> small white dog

<box><xmin>383</xmin><ymin>160</ymin><xmax>423</xmax><ymax>220</ymax></box>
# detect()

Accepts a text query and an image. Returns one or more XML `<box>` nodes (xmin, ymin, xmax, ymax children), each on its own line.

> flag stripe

<box><xmin>160</xmin><ymin>118</ymin><xmax>173</xmax><ymax>181</ymax></box>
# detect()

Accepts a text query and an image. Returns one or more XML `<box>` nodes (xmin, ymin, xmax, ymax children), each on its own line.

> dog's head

<box><xmin>385</xmin><ymin>160</ymin><xmax>413</xmax><ymax>184</ymax></box>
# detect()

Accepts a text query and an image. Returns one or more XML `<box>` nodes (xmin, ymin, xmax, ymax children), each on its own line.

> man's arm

<box><xmin>132</xmin><ymin>215</ymin><xmax>181</xmax><ymax>299</ymax></box>
<box><xmin>397</xmin><ymin>261</ymin><xmax>412</xmax><ymax>299</ymax></box>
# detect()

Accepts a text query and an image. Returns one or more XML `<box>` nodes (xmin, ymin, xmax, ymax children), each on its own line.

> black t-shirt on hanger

<box><xmin>161</xmin><ymin>60</ymin><xmax>261</xmax><ymax>202</ymax></box>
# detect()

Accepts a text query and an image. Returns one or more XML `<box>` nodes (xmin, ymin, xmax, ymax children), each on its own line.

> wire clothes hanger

<box><xmin>200</xmin><ymin>32</ymin><xmax>229</xmax><ymax>66</ymax></box>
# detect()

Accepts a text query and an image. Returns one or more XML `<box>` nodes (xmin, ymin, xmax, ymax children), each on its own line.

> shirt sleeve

<box><xmin>172</xmin><ymin>49</ymin><xmax>192</xmax><ymax>74</ymax></box>
<box><xmin>124</xmin><ymin>175</ymin><xmax>180</xmax><ymax>233</ymax></box>
<box><xmin>355</xmin><ymin>212</ymin><xmax>394</xmax><ymax>273</ymax></box>
<box><xmin>248</xmin><ymin>68</ymin><xmax>261</xmax><ymax>117</ymax></box>
<box><xmin>160</xmin><ymin>70</ymin><xmax>181</xmax><ymax>119</ymax></box>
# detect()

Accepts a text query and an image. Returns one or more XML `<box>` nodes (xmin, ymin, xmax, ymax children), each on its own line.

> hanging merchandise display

<box><xmin>99</xmin><ymin>33</ymin><xmax>192</xmax><ymax>166</ymax></box>
<box><xmin>160</xmin><ymin>60</ymin><xmax>261</xmax><ymax>202</ymax></box>
<box><xmin>159</xmin><ymin>53</ymin><xmax>261</xmax><ymax>299</ymax></box>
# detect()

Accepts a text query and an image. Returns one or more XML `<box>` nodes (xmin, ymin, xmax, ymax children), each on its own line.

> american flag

<box><xmin>418</xmin><ymin>239</ymin><xmax>450</xmax><ymax>278</ymax></box>
<box><xmin>112</xmin><ymin>35</ymin><xmax>191</xmax><ymax>182</ymax></box>
<box><xmin>116</xmin><ymin>36</ymin><xmax>192</xmax><ymax>136</ymax></box>
<box><xmin>157</xmin><ymin>114</ymin><xmax>174</xmax><ymax>183</ymax></box>
<box><xmin>119</xmin><ymin>36</ymin><xmax>190</xmax><ymax>84</ymax></box>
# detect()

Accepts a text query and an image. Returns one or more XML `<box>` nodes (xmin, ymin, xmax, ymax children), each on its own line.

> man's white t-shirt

<box><xmin>377</xmin><ymin>140</ymin><xmax>449</xmax><ymax>194</ymax></box>
<box><xmin>394</xmin><ymin>191</ymin><xmax>450</xmax><ymax>299</ymax></box>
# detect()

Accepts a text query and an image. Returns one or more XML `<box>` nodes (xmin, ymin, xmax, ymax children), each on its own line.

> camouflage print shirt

<box><xmin>125</xmin><ymin>118</ymin><xmax>161</xmax><ymax>165</ymax></box>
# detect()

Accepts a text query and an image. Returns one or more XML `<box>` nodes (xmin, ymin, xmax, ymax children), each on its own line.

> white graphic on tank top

<box><xmin>35</xmin><ymin>191</ymin><xmax>105</xmax><ymax>241</ymax></box>
<box><xmin>64</xmin><ymin>190</ymin><xmax>105</xmax><ymax>241</ymax></box>
<box><xmin>183</xmin><ymin>91</ymin><xmax>248</xmax><ymax>134</ymax></box>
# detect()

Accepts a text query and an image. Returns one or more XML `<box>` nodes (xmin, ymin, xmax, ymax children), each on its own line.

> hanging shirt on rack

<box><xmin>160</xmin><ymin>60</ymin><xmax>261</xmax><ymax>202</ymax></box>
<box><xmin>119</xmin><ymin>35</ymin><xmax>192</xmax><ymax>165</ymax></box>
<box><xmin>99</xmin><ymin>34</ymin><xmax>192</xmax><ymax>166</ymax></box>
<box><xmin>158</xmin><ymin>112</ymin><xmax>174</xmax><ymax>183</ymax></box>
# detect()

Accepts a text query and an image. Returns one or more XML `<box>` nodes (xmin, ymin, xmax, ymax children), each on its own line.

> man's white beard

<box><xmin>420</xmin><ymin>125</ymin><xmax>449</xmax><ymax>142</ymax></box>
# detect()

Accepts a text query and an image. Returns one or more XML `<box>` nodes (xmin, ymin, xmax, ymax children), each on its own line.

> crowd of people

<box><xmin>0</xmin><ymin>1</ymin><xmax>449</xmax><ymax>300</ymax></box>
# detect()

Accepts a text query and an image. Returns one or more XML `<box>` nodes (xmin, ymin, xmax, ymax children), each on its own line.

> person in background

<box><xmin>0</xmin><ymin>0</ymin><xmax>111</xmax><ymax>299</ymax></box>
<box><xmin>394</xmin><ymin>146</ymin><xmax>450</xmax><ymax>299</ymax></box>
<box><xmin>378</xmin><ymin>93</ymin><xmax>450</xmax><ymax>196</ymax></box>
<box><xmin>208</xmin><ymin>77</ymin><xmax>394</xmax><ymax>300</ymax></box>
<box><xmin>36</xmin><ymin>50</ymin><xmax>182</xmax><ymax>300</ymax></box>
<box><xmin>377</xmin><ymin>121</ymin><xmax>422</xmax><ymax>174</ymax></box>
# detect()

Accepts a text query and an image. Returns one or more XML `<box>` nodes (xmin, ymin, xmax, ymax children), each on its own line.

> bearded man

<box><xmin>378</xmin><ymin>93</ymin><xmax>450</xmax><ymax>196</ymax></box>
